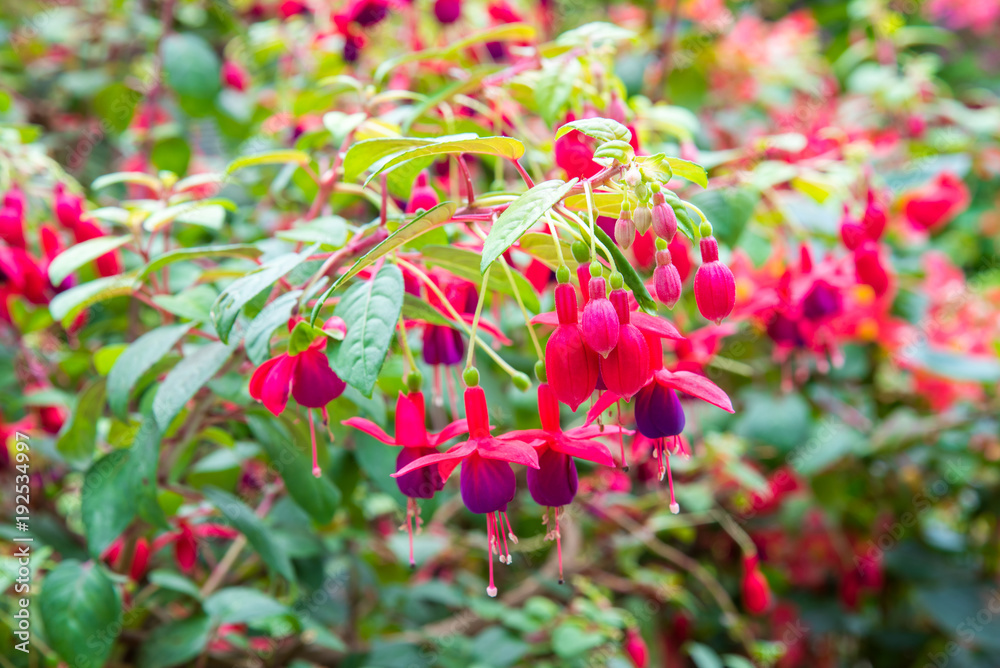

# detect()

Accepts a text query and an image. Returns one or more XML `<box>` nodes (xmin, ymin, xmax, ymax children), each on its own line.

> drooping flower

<box><xmin>623</xmin><ymin>628</ymin><xmax>649</xmax><ymax>668</ymax></box>
<box><xmin>653</xmin><ymin>247</ymin><xmax>682</xmax><ymax>308</ymax></box>
<box><xmin>614</xmin><ymin>209</ymin><xmax>636</xmax><ymax>249</ymax></box>
<box><xmin>249</xmin><ymin>317</ymin><xmax>348</xmax><ymax>475</ymax></box>
<box><xmin>600</xmin><ymin>286</ymin><xmax>649</xmax><ymax>400</ymax></box>
<box><xmin>392</xmin><ymin>385</ymin><xmax>540</xmax><ymax>596</ymax></box>
<box><xmin>580</xmin><ymin>273</ymin><xmax>619</xmax><ymax>357</ymax></box>
<box><xmin>71</xmin><ymin>219</ymin><xmax>123</xmax><ymax>277</ymax></box>
<box><xmin>406</xmin><ymin>172</ymin><xmax>440</xmax><ymax>214</ymax></box>
<box><xmin>433</xmin><ymin>0</ymin><xmax>462</xmax><ymax>23</ymax></box>
<box><xmin>853</xmin><ymin>241</ymin><xmax>890</xmax><ymax>297</ymax></box>
<box><xmin>150</xmin><ymin>519</ymin><xmax>239</xmax><ymax>574</ymax></box>
<box><xmin>53</xmin><ymin>183</ymin><xmax>83</xmax><ymax>230</ymax></box>
<box><xmin>344</xmin><ymin>391</ymin><xmax>468</xmax><ymax>566</ymax></box>
<box><xmin>651</xmin><ymin>191</ymin><xmax>677</xmax><ymax>241</ymax></box>
<box><xmin>0</xmin><ymin>189</ymin><xmax>25</xmax><ymax>249</ymax></box>
<box><xmin>501</xmin><ymin>383</ymin><xmax>623</xmax><ymax>581</ymax></box>
<box><xmin>741</xmin><ymin>554</ymin><xmax>773</xmax><ymax>614</ymax></box>
<box><xmin>903</xmin><ymin>171</ymin><xmax>970</xmax><ymax>231</ymax></box>
<box><xmin>694</xmin><ymin>233</ymin><xmax>736</xmax><ymax>324</ymax></box>
<box><xmin>543</xmin><ymin>282</ymin><xmax>599</xmax><ymax>410</ymax></box>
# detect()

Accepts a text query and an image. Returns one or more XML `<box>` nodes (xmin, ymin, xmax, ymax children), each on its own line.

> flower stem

<box><xmin>500</xmin><ymin>257</ymin><xmax>544</xmax><ymax>362</ymax></box>
<box><xmin>465</xmin><ymin>264</ymin><xmax>492</xmax><ymax>371</ymax></box>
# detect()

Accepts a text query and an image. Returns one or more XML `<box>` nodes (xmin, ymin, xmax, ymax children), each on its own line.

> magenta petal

<box><xmin>460</xmin><ymin>452</ymin><xmax>516</xmax><ymax>514</ymax></box>
<box><xmin>394</xmin><ymin>392</ymin><xmax>428</xmax><ymax>447</ymax></box>
<box><xmin>430</xmin><ymin>419</ymin><xmax>470</xmax><ymax>446</ymax></box>
<box><xmin>550</xmin><ymin>434</ymin><xmax>615</xmax><ymax>467</ymax></box>
<box><xmin>291</xmin><ymin>348</ymin><xmax>346</xmax><ymax>408</ymax></box>
<box><xmin>342</xmin><ymin>417</ymin><xmax>395</xmax><ymax>445</ymax></box>
<box><xmin>477</xmin><ymin>436</ymin><xmax>540</xmax><ymax>469</ymax></box>
<box><xmin>530</xmin><ymin>311</ymin><xmax>560</xmax><ymax>327</ymax></box>
<box><xmin>259</xmin><ymin>355</ymin><xmax>295</xmax><ymax>416</ymax></box>
<box><xmin>631</xmin><ymin>311</ymin><xmax>685</xmax><ymax>341</ymax></box>
<box><xmin>249</xmin><ymin>356</ymin><xmax>281</xmax><ymax>403</ymax></box>
<box><xmin>585</xmin><ymin>390</ymin><xmax>622</xmax><ymax>425</ymax></box>
<box><xmin>392</xmin><ymin>441</ymin><xmax>476</xmax><ymax>478</ymax></box>
<box><xmin>655</xmin><ymin>368</ymin><xmax>734</xmax><ymax>413</ymax></box>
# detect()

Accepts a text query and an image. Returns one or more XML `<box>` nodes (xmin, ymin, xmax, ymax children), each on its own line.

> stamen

<box><xmin>308</xmin><ymin>410</ymin><xmax>321</xmax><ymax>477</ymax></box>
<box><xmin>445</xmin><ymin>365</ymin><xmax>460</xmax><ymax>419</ymax></box>
<box><xmin>486</xmin><ymin>514</ymin><xmax>498</xmax><ymax>597</ymax></box>
<box><xmin>616</xmin><ymin>401</ymin><xmax>629</xmax><ymax>471</ymax></box>
<box><xmin>406</xmin><ymin>498</ymin><xmax>416</xmax><ymax>568</ymax></box>
<box><xmin>657</xmin><ymin>438</ymin><xmax>665</xmax><ymax>482</ymax></box>
<box><xmin>502</xmin><ymin>511</ymin><xmax>518</xmax><ymax>544</ymax></box>
<box><xmin>666</xmin><ymin>445</ymin><xmax>679</xmax><ymax>514</ymax></box>
<box><xmin>497</xmin><ymin>511</ymin><xmax>511</xmax><ymax>565</ymax></box>
<box><xmin>321</xmin><ymin>406</ymin><xmax>334</xmax><ymax>443</ymax></box>
<box><xmin>555</xmin><ymin>506</ymin><xmax>564</xmax><ymax>585</ymax></box>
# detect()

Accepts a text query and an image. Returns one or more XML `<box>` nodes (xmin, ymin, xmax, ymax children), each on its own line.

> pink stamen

<box><xmin>406</xmin><ymin>498</ymin><xmax>416</xmax><ymax>569</ymax></box>
<box><xmin>321</xmin><ymin>406</ymin><xmax>334</xmax><ymax>442</ymax></box>
<box><xmin>308</xmin><ymin>410</ymin><xmax>321</xmax><ymax>477</ymax></box>
<box><xmin>497</xmin><ymin>511</ymin><xmax>511</xmax><ymax>565</ymax></box>
<box><xmin>555</xmin><ymin>507</ymin><xmax>564</xmax><ymax>585</ymax></box>
<box><xmin>666</xmin><ymin>444</ymin><xmax>679</xmax><ymax>514</ymax></box>
<box><xmin>486</xmin><ymin>514</ymin><xmax>498</xmax><ymax>597</ymax></box>
<box><xmin>502</xmin><ymin>511</ymin><xmax>518</xmax><ymax>544</ymax></box>
<box><xmin>616</xmin><ymin>401</ymin><xmax>629</xmax><ymax>471</ymax></box>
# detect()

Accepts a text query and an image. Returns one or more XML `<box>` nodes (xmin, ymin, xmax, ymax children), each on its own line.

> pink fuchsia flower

<box><xmin>221</xmin><ymin>61</ymin><xmax>250</xmax><ymax>91</ymax></box>
<box><xmin>542</xmin><ymin>282</ymin><xmax>599</xmax><ymax>410</ymax></box>
<box><xmin>249</xmin><ymin>317</ymin><xmax>348</xmax><ymax>475</ymax></box>
<box><xmin>694</xmin><ymin>233</ymin><xmax>736</xmax><ymax>324</ymax></box>
<box><xmin>653</xmin><ymin>247</ymin><xmax>682</xmax><ymax>308</ymax></box>
<box><xmin>581</xmin><ymin>273</ymin><xmax>619</xmax><ymax>357</ymax></box>
<box><xmin>600</xmin><ymin>285</ymin><xmax>649</xmax><ymax>400</ymax></box>
<box><xmin>741</xmin><ymin>554</ymin><xmax>773</xmax><ymax>614</ymax></box>
<box><xmin>554</xmin><ymin>122</ymin><xmax>600</xmax><ymax>180</ymax></box>
<box><xmin>0</xmin><ymin>189</ymin><xmax>26</xmax><ymax>249</ymax></box>
<box><xmin>53</xmin><ymin>183</ymin><xmax>83</xmax><ymax>230</ymax></box>
<box><xmin>343</xmin><ymin>390</ymin><xmax>468</xmax><ymax>566</ymax></box>
<box><xmin>406</xmin><ymin>173</ymin><xmax>440</xmax><ymax>214</ymax></box>
<box><xmin>853</xmin><ymin>241</ymin><xmax>890</xmax><ymax>298</ymax></box>
<box><xmin>71</xmin><ymin>219</ymin><xmax>123</xmax><ymax>277</ymax></box>
<box><xmin>392</xmin><ymin>385</ymin><xmax>539</xmax><ymax>596</ymax></box>
<box><xmin>501</xmin><ymin>383</ymin><xmax>626</xmax><ymax>582</ymax></box>
<box><xmin>623</xmin><ymin>628</ymin><xmax>649</xmax><ymax>668</ymax></box>
<box><xmin>150</xmin><ymin>519</ymin><xmax>239</xmax><ymax>574</ymax></box>
<box><xmin>903</xmin><ymin>171</ymin><xmax>970</xmax><ymax>231</ymax></box>
<box><xmin>651</xmin><ymin>191</ymin><xmax>678</xmax><ymax>242</ymax></box>
<box><xmin>0</xmin><ymin>246</ymin><xmax>49</xmax><ymax>305</ymax></box>
<box><xmin>433</xmin><ymin>0</ymin><xmax>462</xmax><ymax>23</ymax></box>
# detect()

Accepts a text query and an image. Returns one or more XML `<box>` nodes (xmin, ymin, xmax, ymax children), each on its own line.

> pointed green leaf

<box><xmin>401</xmin><ymin>293</ymin><xmax>453</xmax><ymax>327</ymax></box>
<box><xmin>423</xmin><ymin>245</ymin><xmax>541</xmax><ymax>313</ymax></box>
<box><xmin>225</xmin><ymin>149</ymin><xmax>311</xmax><ymax>175</ymax></box>
<box><xmin>47</xmin><ymin>235</ymin><xmax>131</xmax><ymax>287</ymax></box>
<box><xmin>49</xmin><ymin>273</ymin><xmax>138</xmax><ymax>326</ymax></box>
<box><xmin>91</xmin><ymin>171</ymin><xmax>163</xmax><ymax>193</ymax></box>
<box><xmin>665</xmin><ymin>157</ymin><xmax>708</xmax><ymax>188</ymax></box>
<box><xmin>244</xmin><ymin>290</ymin><xmax>302</xmax><ymax>365</ymax></box>
<box><xmin>138</xmin><ymin>613</ymin><xmax>212</xmax><ymax>668</ymax></box>
<box><xmin>56</xmin><ymin>380</ymin><xmax>106</xmax><ymax>466</ymax></box>
<box><xmin>108</xmin><ymin>323</ymin><xmax>193</xmax><ymax>419</ymax></box>
<box><xmin>555</xmin><ymin>118</ymin><xmax>631</xmax><ymax>144</ymax></box>
<box><xmin>81</xmin><ymin>450</ymin><xmax>136</xmax><ymax>555</ymax></box>
<box><xmin>126</xmin><ymin>415</ymin><xmax>169</xmax><ymax>529</ymax></box>
<box><xmin>38</xmin><ymin>561</ymin><xmax>122</xmax><ymax>668</ymax></box>
<box><xmin>481</xmin><ymin>178</ymin><xmax>577</xmax><ymax>272</ymax></box>
<box><xmin>202</xmin><ymin>486</ymin><xmax>295</xmax><ymax>580</ymax></box>
<box><xmin>204</xmin><ymin>587</ymin><xmax>291</xmax><ymax>625</ymax></box>
<box><xmin>140</xmin><ymin>243</ymin><xmax>263</xmax><ymax>279</ymax></box>
<box><xmin>152</xmin><ymin>340</ymin><xmax>236</xmax><ymax>431</ymax></box>
<box><xmin>211</xmin><ymin>245</ymin><xmax>316</xmax><ymax>343</ymax></box>
<box><xmin>364</xmin><ymin>135</ymin><xmax>523</xmax><ymax>185</ymax></box>
<box><xmin>143</xmin><ymin>198</ymin><xmax>237</xmax><ymax>232</ymax></box>
<box><xmin>329</xmin><ymin>263</ymin><xmax>404</xmax><ymax>397</ymax></box>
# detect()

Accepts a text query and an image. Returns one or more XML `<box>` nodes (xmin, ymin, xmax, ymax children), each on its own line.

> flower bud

<box><xmin>693</xmin><ymin>236</ymin><xmax>735</xmax><ymax>324</ymax></box>
<box><xmin>633</xmin><ymin>205</ymin><xmax>652</xmax><ymax>235</ymax></box>
<box><xmin>546</xmin><ymin>283</ymin><xmax>599</xmax><ymax>410</ymax></box>
<box><xmin>651</xmin><ymin>192</ymin><xmax>677</xmax><ymax>241</ymax></box>
<box><xmin>600</xmin><ymin>289</ymin><xmax>649</xmax><ymax>399</ymax></box>
<box><xmin>623</xmin><ymin>628</ymin><xmax>649</xmax><ymax>668</ymax></box>
<box><xmin>853</xmin><ymin>241</ymin><xmax>889</xmax><ymax>297</ymax></box>
<box><xmin>580</xmin><ymin>276</ymin><xmax>620</xmax><ymax>357</ymax></box>
<box><xmin>653</xmin><ymin>249</ymin><xmax>682</xmax><ymax>309</ymax></box>
<box><xmin>741</xmin><ymin>555</ymin><xmax>773</xmax><ymax>615</ymax></box>
<box><xmin>54</xmin><ymin>183</ymin><xmax>83</xmax><ymax>230</ymax></box>
<box><xmin>863</xmin><ymin>189</ymin><xmax>886</xmax><ymax>240</ymax></box>
<box><xmin>614</xmin><ymin>210</ymin><xmax>635</xmax><ymax>249</ymax></box>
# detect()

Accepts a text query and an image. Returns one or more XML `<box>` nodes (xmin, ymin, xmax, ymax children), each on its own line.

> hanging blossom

<box><xmin>392</xmin><ymin>383</ymin><xmax>539</xmax><ymax>597</ymax></box>
<box><xmin>500</xmin><ymin>382</ymin><xmax>630</xmax><ymax>582</ymax></box>
<box><xmin>249</xmin><ymin>316</ymin><xmax>348</xmax><ymax>476</ymax></box>
<box><xmin>343</xmin><ymin>390</ymin><xmax>468</xmax><ymax>567</ymax></box>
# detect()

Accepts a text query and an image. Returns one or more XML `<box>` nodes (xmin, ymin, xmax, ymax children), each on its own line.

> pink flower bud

<box><xmin>580</xmin><ymin>276</ymin><xmax>620</xmax><ymax>358</ymax></box>
<box><xmin>434</xmin><ymin>0</ymin><xmax>462</xmax><ymax>24</ymax></box>
<box><xmin>853</xmin><ymin>241</ymin><xmax>889</xmax><ymax>297</ymax></box>
<box><xmin>600</xmin><ymin>289</ymin><xmax>649</xmax><ymax>399</ymax></box>
<box><xmin>654</xmin><ymin>250</ymin><xmax>682</xmax><ymax>309</ymax></box>
<box><xmin>54</xmin><ymin>183</ymin><xmax>83</xmax><ymax>230</ymax></box>
<box><xmin>614</xmin><ymin>210</ymin><xmax>635</xmax><ymax>249</ymax></box>
<box><xmin>741</xmin><ymin>555</ymin><xmax>773</xmax><ymax>615</ymax></box>
<box><xmin>623</xmin><ymin>628</ymin><xmax>649</xmax><ymax>668</ymax></box>
<box><xmin>651</xmin><ymin>193</ymin><xmax>677</xmax><ymax>241</ymax></box>
<box><xmin>221</xmin><ymin>61</ymin><xmax>250</xmax><ymax>91</ymax></box>
<box><xmin>863</xmin><ymin>189</ymin><xmax>886</xmax><ymax>240</ymax></box>
<box><xmin>633</xmin><ymin>206</ymin><xmax>652</xmax><ymax>235</ymax></box>
<box><xmin>693</xmin><ymin>236</ymin><xmax>735</xmax><ymax>324</ymax></box>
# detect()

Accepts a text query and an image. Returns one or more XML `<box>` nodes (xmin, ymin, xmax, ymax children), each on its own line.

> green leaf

<box><xmin>555</xmin><ymin>118</ymin><xmax>631</xmax><ymax>144</ymax></box>
<box><xmin>81</xmin><ymin>450</ymin><xmax>136</xmax><ymax>555</ymax></box>
<box><xmin>688</xmin><ymin>187</ymin><xmax>760</xmax><ymax>246</ymax></box>
<box><xmin>592</xmin><ymin>225</ymin><xmax>656</xmax><ymax>311</ymax></box>
<box><xmin>556</xmin><ymin>21</ymin><xmax>636</xmax><ymax>47</ymax></box>
<box><xmin>47</xmin><ymin>235</ymin><xmax>131</xmax><ymax>287</ymax></box>
<box><xmin>907</xmin><ymin>347</ymin><xmax>1000</xmax><ymax>383</ymax></box>
<box><xmin>686</xmin><ymin>642</ymin><xmax>724</xmax><ymax>668</ymax></box>
<box><xmin>138</xmin><ymin>613</ymin><xmax>212</xmax><ymax>668</ymax></box>
<box><xmin>329</xmin><ymin>263</ymin><xmax>404</xmax><ymax>397</ymax></box>
<box><xmin>210</xmin><ymin>244</ymin><xmax>316</xmax><ymax>344</ymax></box>
<box><xmin>363</xmin><ymin>135</ymin><xmax>524</xmax><ymax>185</ymax></box>
<box><xmin>287</xmin><ymin>320</ymin><xmax>328</xmax><ymax>355</ymax></box>
<box><xmin>518</xmin><ymin>232</ymin><xmax>578</xmax><ymax>269</ymax></box>
<box><xmin>401</xmin><ymin>293</ymin><xmax>452</xmax><ymax>327</ymax></box>
<box><xmin>551</xmin><ymin>622</ymin><xmax>605</xmax><ymax>658</ymax></box>
<box><xmin>244</xmin><ymin>290</ymin><xmax>302</xmax><ymax>365</ymax></box>
<box><xmin>344</xmin><ymin>137</ymin><xmax>429</xmax><ymax>183</ymax></box>
<box><xmin>334</xmin><ymin>202</ymin><xmax>457</xmax><ymax>289</ymax></box>
<box><xmin>423</xmin><ymin>245</ymin><xmax>541</xmax><ymax>313</ymax></box>
<box><xmin>536</xmin><ymin>60</ymin><xmax>580</xmax><ymax>127</ymax></box>
<box><xmin>38</xmin><ymin>561</ymin><xmax>122</xmax><ymax>668</ymax></box>
<box><xmin>225</xmin><ymin>149</ymin><xmax>311</xmax><ymax>175</ymax></box>
<box><xmin>204</xmin><ymin>587</ymin><xmax>292</xmax><ymax>625</ymax></box>
<box><xmin>49</xmin><ymin>273</ymin><xmax>138</xmax><ymax>327</ymax></box>
<box><xmin>665</xmin><ymin>157</ymin><xmax>708</xmax><ymax>188</ymax></box>
<box><xmin>108</xmin><ymin>323</ymin><xmax>193</xmax><ymax>419</ymax></box>
<box><xmin>147</xmin><ymin>570</ymin><xmax>203</xmax><ymax>600</ymax></box>
<box><xmin>202</xmin><ymin>487</ymin><xmax>295</xmax><ymax>580</ymax></box>
<box><xmin>248</xmin><ymin>412</ymin><xmax>342</xmax><ymax>524</ymax></box>
<box><xmin>143</xmin><ymin>198</ymin><xmax>237</xmax><ymax>232</ymax></box>
<box><xmin>322</xmin><ymin>111</ymin><xmax>366</xmax><ymax>146</ymax></box>
<box><xmin>125</xmin><ymin>415</ymin><xmax>169</xmax><ymax>529</ymax></box>
<box><xmin>161</xmin><ymin>33</ymin><xmax>220</xmax><ymax>101</ymax></box>
<box><xmin>481</xmin><ymin>179</ymin><xmax>578</xmax><ymax>272</ymax></box>
<box><xmin>152</xmin><ymin>340</ymin><xmax>237</xmax><ymax>431</ymax></box>
<box><xmin>91</xmin><ymin>171</ymin><xmax>162</xmax><ymax>193</ymax></box>
<box><xmin>140</xmin><ymin>243</ymin><xmax>262</xmax><ymax>279</ymax></box>
<box><xmin>56</xmin><ymin>380</ymin><xmax>107</xmax><ymax>465</ymax></box>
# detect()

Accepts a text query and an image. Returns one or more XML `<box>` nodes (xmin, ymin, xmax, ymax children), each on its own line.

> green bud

<box><xmin>700</xmin><ymin>221</ymin><xmax>713</xmax><ymax>238</ymax></box>
<box><xmin>620</xmin><ymin>197</ymin><xmax>631</xmax><ymax>212</ymax></box>
<box><xmin>635</xmin><ymin>182</ymin><xmax>650</xmax><ymax>202</ymax></box>
<box><xmin>610</xmin><ymin>272</ymin><xmax>624</xmax><ymax>289</ymax></box>
<box><xmin>650</xmin><ymin>182</ymin><xmax>662</xmax><ymax>193</ymax></box>
<box><xmin>589</xmin><ymin>260</ymin><xmax>603</xmax><ymax>278</ymax></box>
<box><xmin>463</xmin><ymin>367</ymin><xmax>480</xmax><ymax>387</ymax></box>
<box><xmin>406</xmin><ymin>372</ymin><xmax>423</xmax><ymax>392</ymax></box>
<box><xmin>556</xmin><ymin>265</ymin><xmax>571</xmax><ymax>283</ymax></box>
<box><xmin>512</xmin><ymin>372</ymin><xmax>531</xmax><ymax>392</ymax></box>
<box><xmin>570</xmin><ymin>240</ymin><xmax>590</xmax><ymax>264</ymax></box>
<box><xmin>655</xmin><ymin>236</ymin><xmax>669</xmax><ymax>251</ymax></box>
<box><xmin>534</xmin><ymin>360</ymin><xmax>547</xmax><ymax>383</ymax></box>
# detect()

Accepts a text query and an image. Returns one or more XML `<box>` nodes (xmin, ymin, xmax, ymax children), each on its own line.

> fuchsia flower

<box><xmin>72</xmin><ymin>219</ymin><xmax>123</xmax><ymax>277</ymax></box>
<box><xmin>53</xmin><ymin>183</ymin><xmax>83</xmax><ymax>229</ymax></box>
<box><xmin>544</xmin><ymin>282</ymin><xmax>599</xmax><ymax>410</ymax></box>
<box><xmin>600</xmin><ymin>286</ymin><xmax>649</xmax><ymax>400</ymax></box>
<box><xmin>654</xmin><ymin>247</ymin><xmax>682</xmax><ymax>308</ymax></box>
<box><xmin>694</xmin><ymin>233</ymin><xmax>736</xmax><ymax>324</ymax></box>
<box><xmin>581</xmin><ymin>274</ymin><xmax>620</xmax><ymax>357</ymax></box>
<box><xmin>903</xmin><ymin>171</ymin><xmax>969</xmax><ymax>231</ymax></box>
<box><xmin>433</xmin><ymin>0</ymin><xmax>462</xmax><ymax>23</ymax></box>
<box><xmin>150</xmin><ymin>519</ymin><xmax>239</xmax><ymax>574</ymax></box>
<box><xmin>221</xmin><ymin>60</ymin><xmax>250</xmax><ymax>91</ymax></box>
<box><xmin>0</xmin><ymin>186</ymin><xmax>26</xmax><ymax>249</ymax></box>
<box><xmin>501</xmin><ymin>383</ymin><xmax>626</xmax><ymax>581</ymax></box>
<box><xmin>249</xmin><ymin>317</ymin><xmax>348</xmax><ymax>475</ymax></box>
<box><xmin>393</xmin><ymin>385</ymin><xmax>539</xmax><ymax>596</ymax></box>
<box><xmin>623</xmin><ymin>628</ymin><xmax>649</xmax><ymax>668</ymax></box>
<box><xmin>554</xmin><ymin>123</ymin><xmax>600</xmax><ymax>180</ymax></box>
<box><xmin>344</xmin><ymin>390</ymin><xmax>468</xmax><ymax>566</ymax></box>
<box><xmin>406</xmin><ymin>172</ymin><xmax>440</xmax><ymax>214</ymax></box>
<box><xmin>741</xmin><ymin>554</ymin><xmax>773</xmax><ymax>614</ymax></box>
